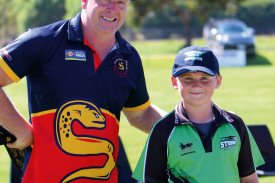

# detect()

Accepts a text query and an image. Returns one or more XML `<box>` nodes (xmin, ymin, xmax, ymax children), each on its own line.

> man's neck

<box><xmin>84</xmin><ymin>30</ymin><xmax>116</xmax><ymax>61</ymax></box>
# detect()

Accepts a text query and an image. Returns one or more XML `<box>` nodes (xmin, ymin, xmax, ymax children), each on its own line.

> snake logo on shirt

<box><xmin>54</xmin><ymin>100</ymin><xmax>115</xmax><ymax>182</ymax></box>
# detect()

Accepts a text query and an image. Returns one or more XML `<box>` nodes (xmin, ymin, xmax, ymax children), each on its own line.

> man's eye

<box><xmin>118</xmin><ymin>0</ymin><xmax>125</xmax><ymax>4</ymax></box>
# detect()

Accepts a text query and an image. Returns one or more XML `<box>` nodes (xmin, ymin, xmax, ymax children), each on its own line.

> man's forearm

<box><xmin>0</xmin><ymin>88</ymin><xmax>33</xmax><ymax>150</ymax></box>
<box><xmin>123</xmin><ymin>104</ymin><xmax>167</xmax><ymax>134</ymax></box>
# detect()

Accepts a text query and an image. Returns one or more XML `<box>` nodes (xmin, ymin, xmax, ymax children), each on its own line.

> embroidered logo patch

<box><xmin>65</xmin><ymin>50</ymin><xmax>86</xmax><ymax>61</ymax></box>
<box><xmin>113</xmin><ymin>57</ymin><xmax>128</xmax><ymax>77</ymax></box>
<box><xmin>179</xmin><ymin>142</ymin><xmax>195</xmax><ymax>156</ymax></box>
<box><xmin>184</xmin><ymin>51</ymin><xmax>204</xmax><ymax>62</ymax></box>
<box><xmin>220</xmin><ymin>136</ymin><xmax>237</xmax><ymax>150</ymax></box>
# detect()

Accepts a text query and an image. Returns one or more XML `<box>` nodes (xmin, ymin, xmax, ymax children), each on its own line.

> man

<box><xmin>0</xmin><ymin>0</ymin><xmax>165</xmax><ymax>182</ymax></box>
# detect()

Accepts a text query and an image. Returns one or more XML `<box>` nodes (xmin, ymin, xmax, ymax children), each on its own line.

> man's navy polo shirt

<box><xmin>0</xmin><ymin>13</ymin><xmax>150</xmax><ymax>183</ymax></box>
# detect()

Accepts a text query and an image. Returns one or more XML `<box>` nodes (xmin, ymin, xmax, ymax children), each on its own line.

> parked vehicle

<box><xmin>203</xmin><ymin>18</ymin><xmax>256</xmax><ymax>56</ymax></box>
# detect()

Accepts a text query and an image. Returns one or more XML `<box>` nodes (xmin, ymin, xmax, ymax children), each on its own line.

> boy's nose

<box><xmin>192</xmin><ymin>80</ymin><xmax>201</xmax><ymax>87</ymax></box>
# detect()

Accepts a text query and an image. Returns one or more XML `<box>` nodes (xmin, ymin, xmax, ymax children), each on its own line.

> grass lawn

<box><xmin>1</xmin><ymin>36</ymin><xmax>275</xmax><ymax>182</ymax></box>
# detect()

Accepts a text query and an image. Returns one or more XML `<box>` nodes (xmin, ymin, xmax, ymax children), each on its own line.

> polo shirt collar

<box><xmin>68</xmin><ymin>13</ymin><xmax>132</xmax><ymax>54</ymax></box>
<box><xmin>68</xmin><ymin>13</ymin><xmax>83</xmax><ymax>42</ymax></box>
<box><xmin>174</xmin><ymin>101</ymin><xmax>234</xmax><ymax>126</ymax></box>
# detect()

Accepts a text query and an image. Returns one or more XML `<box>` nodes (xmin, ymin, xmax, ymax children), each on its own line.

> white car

<box><xmin>203</xmin><ymin>18</ymin><xmax>256</xmax><ymax>56</ymax></box>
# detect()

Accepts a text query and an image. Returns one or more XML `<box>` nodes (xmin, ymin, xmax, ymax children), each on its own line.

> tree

<box><xmin>131</xmin><ymin>0</ymin><xmax>245</xmax><ymax>46</ymax></box>
<box><xmin>64</xmin><ymin>0</ymin><xmax>82</xmax><ymax>19</ymax></box>
<box><xmin>0</xmin><ymin>0</ymin><xmax>18</xmax><ymax>46</ymax></box>
<box><xmin>20</xmin><ymin>0</ymin><xmax>65</xmax><ymax>31</ymax></box>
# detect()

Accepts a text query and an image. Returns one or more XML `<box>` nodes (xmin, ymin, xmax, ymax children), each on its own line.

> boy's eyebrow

<box><xmin>180</xmin><ymin>72</ymin><xmax>212</xmax><ymax>76</ymax></box>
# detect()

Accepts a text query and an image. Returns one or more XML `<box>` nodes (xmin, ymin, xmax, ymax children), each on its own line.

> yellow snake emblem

<box><xmin>54</xmin><ymin>100</ymin><xmax>115</xmax><ymax>182</ymax></box>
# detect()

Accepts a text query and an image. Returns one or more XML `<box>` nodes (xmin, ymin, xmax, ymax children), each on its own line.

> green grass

<box><xmin>1</xmin><ymin>36</ymin><xmax>275</xmax><ymax>182</ymax></box>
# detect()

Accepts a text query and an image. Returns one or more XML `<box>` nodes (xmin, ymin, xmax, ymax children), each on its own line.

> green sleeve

<box><xmin>132</xmin><ymin>145</ymin><xmax>147</xmax><ymax>182</ymax></box>
<box><xmin>132</xmin><ymin>120</ymin><xmax>161</xmax><ymax>182</ymax></box>
<box><xmin>247</xmin><ymin>127</ymin><xmax>265</xmax><ymax>168</ymax></box>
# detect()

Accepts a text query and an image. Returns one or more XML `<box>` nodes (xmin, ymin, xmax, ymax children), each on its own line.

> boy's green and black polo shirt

<box><xmin>133</xmin><ymin>102</ymin><xmax>264</xmax><ymax>183</ymax></box>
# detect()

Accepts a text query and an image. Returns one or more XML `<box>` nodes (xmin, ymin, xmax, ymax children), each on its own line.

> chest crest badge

<box><xmin>220</xmin><ymin>136</ymin><xmax>237</xmax><ymax>150</ymax></box>
<box><xmin>113</xmin><ymin>57</ymin><xmax>128</xmax><ymax>77</ymax></box>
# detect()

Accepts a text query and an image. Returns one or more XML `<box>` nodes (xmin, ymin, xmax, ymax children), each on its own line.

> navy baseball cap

<box><xmin>172</xmin><ymin>45</ymin><xmax>220</xmax><ymax>77</ymax></box>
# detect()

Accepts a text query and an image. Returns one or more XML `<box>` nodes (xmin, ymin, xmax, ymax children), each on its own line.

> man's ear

<box><xmin>81</xmin><ymin>0</ymin><xmax>88</xmax><ymax>9</ymax></box>
<box><xmin>171</xmin><ymin>76</ymin><xmax>178</xmax><ymax>89</ymax></box>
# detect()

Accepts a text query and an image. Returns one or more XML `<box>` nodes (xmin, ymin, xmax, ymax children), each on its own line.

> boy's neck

<box><xmin>182</xmin><ymin>101</ymin><xmax>214</xmax><ymax>123</ymax></box>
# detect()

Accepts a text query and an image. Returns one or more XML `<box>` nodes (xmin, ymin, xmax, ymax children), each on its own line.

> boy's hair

<box><xmin>172</xmin><ymin>45</ymin><xmax>220</xmax><ymax>77</ymax></box>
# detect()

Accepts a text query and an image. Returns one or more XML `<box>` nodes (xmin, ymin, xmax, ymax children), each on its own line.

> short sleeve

<box><xmin>123</xmin><ymin>54</ymin><xmax>150</xmax><ymax>111</ymax></box>
<box><xmin>132</xmin><ymin>123</ymin><xmax>168</xmax><ymax>183</ymax></box>
<box><xmin>247</xmin><ymin>127</ymin><xmax>265</xmax><ymax>168</ymax></box>
<box><xmin>0</xmin><ymin>29</ymin><xmax>45</xmax><ymax>81</ymax></box>
<box><xmin>237</xmin><ymin>123</ymin><xmax>264</xmax><ymax>177</ymax></box>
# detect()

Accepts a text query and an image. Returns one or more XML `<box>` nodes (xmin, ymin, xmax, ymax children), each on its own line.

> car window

<box><xmin>222</xmin><ymin>24</ymin><xmax>247</xmax><ymax>34</ymax></box>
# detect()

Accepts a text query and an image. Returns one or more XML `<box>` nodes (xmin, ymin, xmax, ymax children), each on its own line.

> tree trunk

<box><xmin>173</xmin><ymin>5</ymin><xmax>192</xmax><ymax>47</ymax></box>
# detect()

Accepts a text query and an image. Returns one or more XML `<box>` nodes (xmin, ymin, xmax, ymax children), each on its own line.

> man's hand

<box><xmin>0</xmin><ymin>125</ymin><xmax>16</xmax><ymax>145</ymax></box>
<box><xmin>0</xmin><ymin>125</ymin><xmax>25</xmax><ymax>170</ymax></box>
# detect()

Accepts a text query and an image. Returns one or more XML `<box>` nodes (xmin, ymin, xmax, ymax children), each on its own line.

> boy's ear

<box><xmin>171</xmin><ymin>76</ymin><xmax>178</xmax><ymax>89</ymax></box>
<box><xmin>215</xmin><ymin>75</ymin><xmax>222</xmax><ymax>89</ymax></box>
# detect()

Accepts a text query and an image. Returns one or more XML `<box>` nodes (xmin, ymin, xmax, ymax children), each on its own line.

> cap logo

<box><xmin>184</xmin><ymin>51</ymin><xmax>204</xmax><ymax>62</ymax></box>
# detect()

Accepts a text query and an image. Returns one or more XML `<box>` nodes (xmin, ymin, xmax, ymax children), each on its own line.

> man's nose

<box><xmin>107</xmin><ymin>1</ymin><xmax>117</xmax><ymax>10</ymax></box>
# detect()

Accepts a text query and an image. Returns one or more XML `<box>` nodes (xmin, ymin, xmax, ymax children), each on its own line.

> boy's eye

<box><xmin>184</xmin><ymin>77</ymin><xmax>193</xmax><ymax>81</ymax></box>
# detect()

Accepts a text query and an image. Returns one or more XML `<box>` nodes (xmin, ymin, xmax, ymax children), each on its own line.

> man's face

<box><xmin>81</xmin><ymin>0</ymin><xmax>129</xmax><ymax>34</ymax></box>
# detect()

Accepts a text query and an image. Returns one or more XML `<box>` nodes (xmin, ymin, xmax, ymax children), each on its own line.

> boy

<box><xmin>132</xmin><ymin>45</ymin><xmax>264</xmax><ymax>183</ymax></box>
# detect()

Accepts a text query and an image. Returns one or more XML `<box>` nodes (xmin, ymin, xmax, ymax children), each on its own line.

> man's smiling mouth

<box><xmin>102</xmin><ymin>16</ymin><xmax>116</xmax><ymax>22</ymax></box>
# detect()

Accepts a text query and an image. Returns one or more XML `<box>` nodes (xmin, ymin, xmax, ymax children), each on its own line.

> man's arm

<box><xmin>240</xmin><ymin>172</ymin><xmax>259</xmax><ymax>183</ymax></box>
<box><xmin>0</xmin><ymin>67</ymin><xmax>33</xmax><ymax>150</ymax></box>
<box><xmin>122</xmin><ymin>104</ymin><xmax>167</xmax><ymax>134</ymax></box>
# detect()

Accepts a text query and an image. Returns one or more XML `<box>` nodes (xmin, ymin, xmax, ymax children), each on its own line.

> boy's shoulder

<box><xmin>151</xmin><ymin>110</ymin><xmax>177</xmax><ymax>137</ymax></box>
<box><xmin>223</xmin><ymin>110</ymin><xmax>244</xmax><ymax>123</ymax></box>
<box><xmin>155</xmin><ymin>110</ymin><xmax>176</xmax><ymax>127</ymax></box>
<box><xmin>221</xmin><ymin>109</ymin><xmax>248</xmax><ymax>135</ymax></box>
<box><xmin>213</xmin><ymin>103</ymin><xmax>244</xmax><ymax>124</ymax></box>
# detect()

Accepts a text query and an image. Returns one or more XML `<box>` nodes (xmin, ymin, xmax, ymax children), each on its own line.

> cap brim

<box><xmin>172</xmin><ymin>66</ymin><xmax>217</xmax><ymax>77</ymax></box>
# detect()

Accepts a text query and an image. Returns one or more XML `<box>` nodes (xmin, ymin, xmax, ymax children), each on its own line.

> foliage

<box><xmin>1</xmin><ymin>0</ymin><xmax>275</xmax><ymax>47</ymax></box>
<box><xmin>21</xmin><ymin>0</ymin><xmax>65</xmax><ymax>31</ymax></box>
<box><xmin>64</xmin><ymin>0</ymin><xmax>82</xmax><ymax>19</ymax></box>
<box><xmin>131</xmin><ymin>0</ymin><xmax>244</xmax><ymax>27</ymax></box>
<box><xmin>0</xmin><ymin>0</ymin><xmax>19</xmax><ymax>46</ymax></box>
<box><xmin>236</xmin><ymin>0</ymin><xmax>275</xmax><ymax>34</ymax></box>
<box><xmin>130</xmin><ymin>0</ymin><xmax>244</xmax><ymax>46</ymax></box>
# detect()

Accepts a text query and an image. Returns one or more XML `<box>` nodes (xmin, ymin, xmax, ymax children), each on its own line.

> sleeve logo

<box><xmin>0</xmin><ymin>48</ymin><xmax>13</xmax><ymax>62</ymax></box>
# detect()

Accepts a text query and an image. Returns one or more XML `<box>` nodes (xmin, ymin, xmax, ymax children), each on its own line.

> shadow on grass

<box><xmin>247</xmin><ymin>54</ymin><xmax>271</xmax><ymax>66</ymax></box>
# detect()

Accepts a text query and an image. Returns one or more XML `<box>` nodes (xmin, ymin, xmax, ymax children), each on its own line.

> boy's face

<box><xmin>171</xmin><ymin>72</ymin><xmax>222</xmax><ymax>107</ymax></box>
